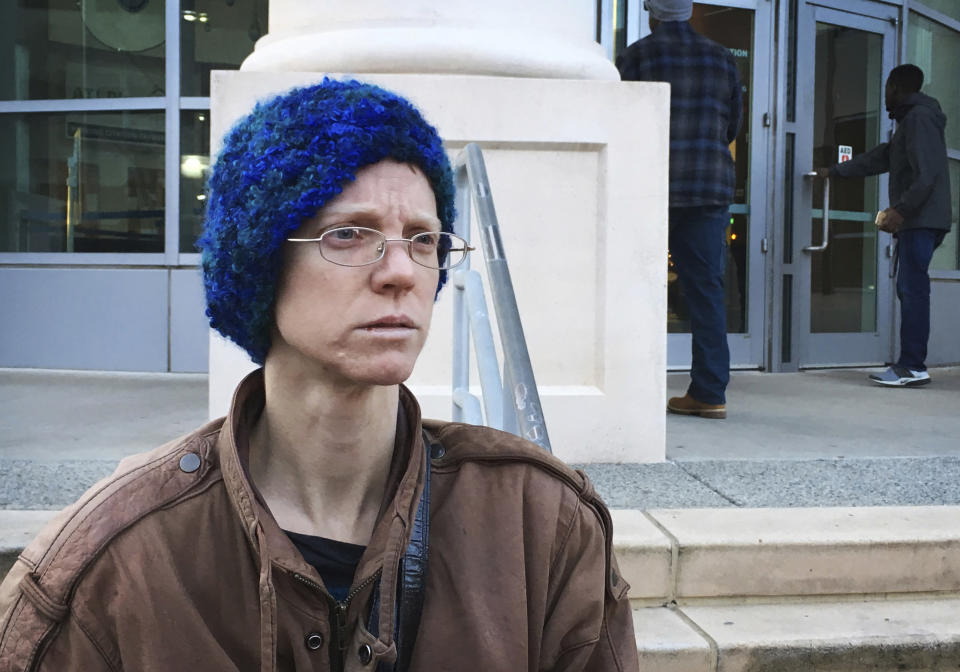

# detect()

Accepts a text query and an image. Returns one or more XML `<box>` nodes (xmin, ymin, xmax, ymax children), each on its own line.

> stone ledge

<box><xmin>613</xmin><ymin>506</ymin><xmax>960</xmax><ymax>601</ymax></box>
<box><xmin>634</xmin><ymin>605</ymin><xmax>713</xmax><ymax>672</ymax></box>
<box><xmin>609</xmin><ymin>509</ymin><xmax>673</xmax><ymax>601</ymax></box>
<box><xmin>5</xmin><ymin>507</ymin><xmax>960</xmax><ymax>604</ymax></box>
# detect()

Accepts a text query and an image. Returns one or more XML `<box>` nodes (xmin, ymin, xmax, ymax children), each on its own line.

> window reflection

<box><xmin>930</xmin><ymin>161</ymin><xmax>960</xmax><ymax>271</ymax></box>
<box><xmin>691</xmin><ymin>5</ymin><xmax>752</xmax><ymax>205</ymax></box>
<box><xmin>180</xmin><ymin>111</ymin><xmax>210</xmax><ymax>252</ymax></box>
<box><xmin>0</xmin><ymin>1</ymin><xmax>165</xmax><ymax>100</ymax></box>
<box><xmin>668</xmin><ymin>214</ymin><xmax>749</xmax><ymax>333</ymax></box>
<box><xmin>0</xmin><ymin>112</ymin><xmax>165</xmax><ymax>253</ymax></box>
<box><xmin>181</xmin><ymin>0</ymin><xmax>267</xmax><ymax>97</ymax></box>
<box><xmin>913</xmin><ymin>0</ymin><xmax>960</xmax><ymax>24</ymax></box>
<box><xmin>809</xmin><ymin>24</ymin><xmax>882</xmax><ymax>334</ymax></box>
<box><xmin>907</xmin><ymin>12</ymin><xmax>960</xmax><ymax>150</ymax></box>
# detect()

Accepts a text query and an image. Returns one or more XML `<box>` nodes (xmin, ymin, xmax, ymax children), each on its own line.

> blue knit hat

<box><xmin>198</xmin><ymin>78</ymin><xmax>456</xmax><ymax>364</ymax></box>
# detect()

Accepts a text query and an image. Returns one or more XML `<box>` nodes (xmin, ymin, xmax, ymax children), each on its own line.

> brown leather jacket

<box><xmin>0</xmin><ymin>371</ymin><xmax>638</xmax><ymax>671</ymax></box>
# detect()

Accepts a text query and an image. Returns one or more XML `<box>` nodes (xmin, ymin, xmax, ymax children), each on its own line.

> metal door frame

<box><xmin>788</xmin><ymin>2</ymin><xmax>898</xmax><ymax>368</ymax></box>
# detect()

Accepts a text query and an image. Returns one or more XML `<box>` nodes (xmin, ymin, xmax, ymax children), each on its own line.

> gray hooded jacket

<box><xmin>831</xmin><ymin>92</ymin><xmax>951</xmax><ymax>232</ymax></box>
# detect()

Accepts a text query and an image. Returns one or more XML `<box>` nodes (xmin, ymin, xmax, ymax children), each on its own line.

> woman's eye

<box><xmin>322</xmin><ymin>227</ymin><xmax>369</xmax><ymax>251</ymax></box>
<box><xmin>412</xmin><ymin>232</ymin><xmax>440</xmax><ymax>249</ymax></box>
<box><xmin>330</xmin><ymin>227</ymin><xmax>359</xmax><ymax>241</ymax></box>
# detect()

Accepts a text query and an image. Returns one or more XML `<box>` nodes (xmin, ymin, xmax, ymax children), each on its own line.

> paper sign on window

<box><xmin>838</xmin><ymin>145</ymin><xmax>853</xmax><ymax>163</ymax></box>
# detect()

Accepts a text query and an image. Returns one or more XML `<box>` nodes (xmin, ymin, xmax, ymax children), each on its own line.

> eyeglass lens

<box><xmin>319</xmin><ymin>227</ymin><xmax>468</xmax><ymax>269</ymax></box>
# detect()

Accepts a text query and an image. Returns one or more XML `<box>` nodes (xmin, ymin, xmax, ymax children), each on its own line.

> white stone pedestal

<box><xmin>208</xmin><ymin>72</ymin><xmax>668</xmax><ymax>463</ymax></box>
<box><xmin>243</xmin><ymin>0</ymin><xmax>618</xmax><ymax>80</ymax></box>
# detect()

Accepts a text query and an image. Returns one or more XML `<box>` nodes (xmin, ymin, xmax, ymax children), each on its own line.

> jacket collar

<box><xmin>652</xmin><ymin>19</ymin><xmax>693</xmax><ymax>36</ymax></box>
<box><xmin>215</xmin><ymin>368</ymin><xmax>427</xmax><ymax>607</ymax></box>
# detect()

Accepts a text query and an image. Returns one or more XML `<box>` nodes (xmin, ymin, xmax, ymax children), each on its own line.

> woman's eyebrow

<box><xmin>319</xmin><ymin>204</ymin><xmax>441</xmax><ymax>230</ymax></box>
<box><xmin>318</xmin><ymin>204</ymin><xmax>379</xmax><ymax>222</ymax></box>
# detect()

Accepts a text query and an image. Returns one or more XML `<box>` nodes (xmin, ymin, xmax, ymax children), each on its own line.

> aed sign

<box><xmin>838</xmin><ymin>145</ymin><xmax>853</xmax><ymax>163</ymax></box>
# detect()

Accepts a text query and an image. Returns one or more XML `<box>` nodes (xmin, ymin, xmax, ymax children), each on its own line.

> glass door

<box><xmin>792</xmin><ymin>2</ymin><xmax>896</xmax><ymax>367</ymax></box>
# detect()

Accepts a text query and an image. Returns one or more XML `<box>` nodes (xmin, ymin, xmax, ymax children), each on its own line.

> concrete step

<box><xmin>612</xmin><ymin>506</ymin><xmax>960</xmax><ymax>602</ymax></box>
<box><xmin>634</xmin><ymin>597</ymin><xmax>960</xmax><ymax>672</ymax></box>
<box><xmin>615</xmin><ymin>507</ymin><xmax>960</xmax><ymax>670</ymax></box>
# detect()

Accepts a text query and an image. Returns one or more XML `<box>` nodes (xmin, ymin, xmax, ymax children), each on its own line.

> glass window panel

<box><xmin>930</xmin><ymin>159</ymin><xmax>959</xmax><ymax>270</ymax></box>
<box><xmin>613</xmin><ymin>0</ymin><xmax>628</xmax><ymax>62</ymax></box>
<box><xmin>809</xmin><ymin>218</ymin><xmax>878</xmax><ymax>332</ymax></box>
<box><xmin>691</xmin><ymin>4</ymin><xmax>752</xmax><ymax>205</ymax></box>
<box><xmin>0</xmin><ymin>111</ymin><xmax>165</xmax><ymax>253</ymax></box>
<box><xmin>667</xmin><ymin>5</ymin><xmax>753</xmax><ymax>334</ymax></box>
<box><xmin>907</xmin><ymin>11</ymin><xmax>960</xmax><ymax>149</ymax></box>
<box><xmin>913</xmin><ymin>0</ymin><xmax>960</xmax><ymax>24</ymax></box>
<box><xmin>181</xmin><ymin>0</ymin><xmax>268</xmax><ymax>97</ymax></box>
<box><xmin>180</xmin><ymin>110</ymin><xmax>210</xmax><ymax>252</ymax></box>
<box><xmin>810</xmin><ymin>24</ymin><xmax>883</xmax><ymax>334</ymax></box>
<box><xmin>595</xmin><ymin>0</ymin><xmax>603</xmax><ymax>44</ymax></box>
<box><xmin>814</xmin><ymin>25</ymin><xmax>883</xmax><ymax>213</ymax></box>
<box><xmin>786</xmin><ymin>0</ymin><xmax>798</xmax><ymax>123</ymax></box>
<box><xmin>0</xmin><ymin>1</ymin><xmax>165</xmax><ymax>101</ymax></box>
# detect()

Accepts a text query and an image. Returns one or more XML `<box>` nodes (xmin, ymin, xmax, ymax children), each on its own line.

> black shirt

<box><xmin>285</xmin><ymin>530</ymin><xmax>366</xmax><ymax>603</ymax></box>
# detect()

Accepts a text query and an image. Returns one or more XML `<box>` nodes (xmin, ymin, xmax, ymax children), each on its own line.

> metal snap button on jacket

<box><xmin>429</xmin><ymin>443</ymin><xmax>445</xmax><ymax>460</ymax></box>
<box><xmin>304</xmin><ymin>632</ymin><xmax>324</xmax><ymax>651</ymax></box>
<box><xmin>357</xmin><ymin>643</ymin><xmax>373</xmax><ymax>665</ymax></box>
<box><xmin>178</xmin><ymin>452</ymin><xmax>201</xmax><ymax>473</ymax></box>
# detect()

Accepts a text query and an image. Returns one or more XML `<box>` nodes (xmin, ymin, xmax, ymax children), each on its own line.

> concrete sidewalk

<box><xmin>583</xmin><ymin>366</ymin><xmax>960</xmax><ymax>509</ymax></box>
<box><xmin>666</xmin><ymin>366</ymin><xmax>960</xmax><ymax>460</ymax></box>
<box><xmin>1</xmin><ymin>366</ymin><xmax>958</xmax><ymax>510</ymax></box>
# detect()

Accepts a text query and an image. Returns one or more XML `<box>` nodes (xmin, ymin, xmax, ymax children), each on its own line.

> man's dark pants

<box><xmin>896</xmin><ymin>227</ymin><xmax>946</xmax><ymax>372</ymax></box>
<box><xmin>669</xmin><ymin>206</ymin><xmax>731</xmax><ymax>404</ymax></box>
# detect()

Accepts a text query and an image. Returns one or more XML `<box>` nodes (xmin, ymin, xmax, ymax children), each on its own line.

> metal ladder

<box><xmin>450</xmin><ymin>144</ymin><xmax>552</xmax><ymax>453</ymax></box>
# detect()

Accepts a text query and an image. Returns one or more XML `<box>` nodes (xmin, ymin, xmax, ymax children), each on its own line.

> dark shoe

<box><xmin>667</xmin><ymin>394</ymin><xmax>726</xmax><ymax>419</ymax></box>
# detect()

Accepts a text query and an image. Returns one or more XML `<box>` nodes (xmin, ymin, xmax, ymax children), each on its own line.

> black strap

<box><xmin>368</xmin><ymin>430</ymin><xmax>433</xmax><ymax>671</ymax></box>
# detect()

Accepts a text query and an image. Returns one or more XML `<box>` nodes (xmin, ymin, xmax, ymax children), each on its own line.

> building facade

<box><xmin>601</xmin><ymin>0</ymin><xmax>960</xmax><ymax>371</ymax></box>
<box><xmin>1</xmin><ymin>0</ymin><xmax>957</xmax><ymax>373</ymax></box>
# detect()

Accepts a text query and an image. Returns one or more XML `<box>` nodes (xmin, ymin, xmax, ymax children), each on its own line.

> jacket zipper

<box><xmin>293</xmin><ymin>568</ymin><xmax>383</xmax><ymax>672</ymax></box>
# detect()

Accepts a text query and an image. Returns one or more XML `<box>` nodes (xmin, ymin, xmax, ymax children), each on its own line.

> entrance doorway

<box><xmin>661</xmin><ymin>1</ymin><xmax>772</xmax><ymax>372</ymax></box>
<box><xmin>785</xmin><ymin>1</ymin><xmax>898</xmax><ymax>367</ymax></box>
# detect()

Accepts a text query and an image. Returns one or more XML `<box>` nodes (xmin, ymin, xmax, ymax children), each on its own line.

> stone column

<box><xmin>241</xmin><ymin>0</ymin><xmax>618</xmax><ymax>80</ymax></box>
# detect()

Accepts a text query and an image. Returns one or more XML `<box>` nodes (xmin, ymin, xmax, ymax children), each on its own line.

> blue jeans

<box><xmin>669</xmin><ymin>206</ymin><xmax>730</xmax><ymax>404</ymax></box>
<box><xmin>896</xmin><ymin>228</ymin><xmax>946</xmax><ymax>371</ymax></box>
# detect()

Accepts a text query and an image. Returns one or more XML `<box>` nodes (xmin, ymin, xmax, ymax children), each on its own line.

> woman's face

<box><xmin>270</xmin><ymin>160</ymin><xmax>440</xmax><ymax>388</ymax></box>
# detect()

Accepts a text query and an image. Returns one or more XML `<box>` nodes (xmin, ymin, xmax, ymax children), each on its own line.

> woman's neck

<box><xmin>248</xmin><ymin>357</ymin><xmax>399</xmax><ymax>545</ymax></box>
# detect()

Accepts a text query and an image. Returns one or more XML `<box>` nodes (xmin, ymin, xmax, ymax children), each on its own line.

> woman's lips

<box><xmin>358</xmin><ymin>315</ymin><xmax>417</xmax><ymax>331</ymax></box>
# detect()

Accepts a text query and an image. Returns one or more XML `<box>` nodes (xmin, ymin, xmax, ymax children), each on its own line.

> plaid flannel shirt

<box><xmin>617</xmin><ymin>21</ymin><xmax>742</xmax><ymax>208</ymax></box>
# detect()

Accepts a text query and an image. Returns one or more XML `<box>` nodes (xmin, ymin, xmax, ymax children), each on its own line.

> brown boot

<box><xmin>667</xmin><ymin>393</ymin><xmax>726</xmax><ymax>419</ymax></box>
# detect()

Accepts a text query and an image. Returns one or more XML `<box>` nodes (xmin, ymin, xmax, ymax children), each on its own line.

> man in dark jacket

<box><xmin>818</xmin><ymin>64</ymin><xmax>951</xmax><ymax>387</ymax></box>
<box><xmin>617</xmin><ymin>0</ymin><xmax>741</xmax><ymax>419</ymax></box>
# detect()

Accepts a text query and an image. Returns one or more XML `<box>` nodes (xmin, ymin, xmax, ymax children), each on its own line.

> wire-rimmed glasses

<box><xmin>287</xmin><ymin>226</ymin><xmax>474</xmax><ymax>270</ymax></box>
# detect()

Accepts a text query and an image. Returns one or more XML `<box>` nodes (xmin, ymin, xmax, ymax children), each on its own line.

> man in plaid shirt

<box><xmin>617</xmin><ymin>0</ymin><xmax>742</xmax><ymax>419</ymax></box>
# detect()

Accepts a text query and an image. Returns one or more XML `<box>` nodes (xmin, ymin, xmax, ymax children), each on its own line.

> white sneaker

<box><xmin>868</xmin><ymin>365</ymin><xmax>931</xmax><ymax>387</ymax></box>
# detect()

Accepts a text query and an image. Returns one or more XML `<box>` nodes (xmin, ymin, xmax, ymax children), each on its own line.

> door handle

<box><xmin>803</xmin><ymin>171</ymin><xmax>829</xmax><ymax>252</ymax></box>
